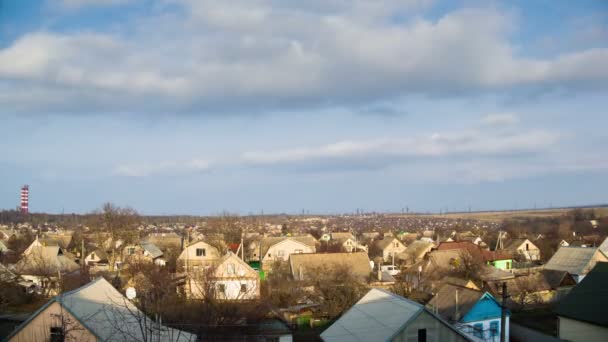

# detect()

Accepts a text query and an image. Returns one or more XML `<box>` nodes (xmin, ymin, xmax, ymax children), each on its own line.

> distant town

<box><xmin>1</xmin><ymin>185</ymin><xmax>607</xmax><ymax>341</ymax></box>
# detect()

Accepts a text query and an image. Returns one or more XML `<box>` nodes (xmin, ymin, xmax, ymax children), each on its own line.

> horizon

<box><xmin>1</xmin><ymin>0</ymin><xmax>607</xmax><ymax>215</ymax></box>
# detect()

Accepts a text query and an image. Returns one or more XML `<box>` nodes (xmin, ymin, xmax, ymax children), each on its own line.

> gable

<box><xmin>461</xmin><ymin>293</ymin><xmax>504</xmax><ymax>323</ymax></box>
<box><xmin>267</xmin><ymin>238</ymin><xmax>312</xmax><ymax>254</ymax></box>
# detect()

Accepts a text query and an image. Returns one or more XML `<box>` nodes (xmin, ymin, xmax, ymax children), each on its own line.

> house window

<box><xmin>217</xmin><ymin>284</ymin><xmax>226</xmax><ymax>293</ymax></box>
<box><xmin>50</xmin><ymin>327</ymin><xmax>64</xmax><ymax>342</ymax></box>
<box><xmin>294</xmin><ymin>249</ymin><xmax>303</xmax><ymax>254</ymax></box>
<box><xmin>473</xmin><ymin>323</ymin><xmax>483</xmax><ymax>338</ymax></box>
<box><xmin>490</xmin><ymin>321</ymin><xmax>499</xmax><ymax>337</ymax></box>
<box><xmin>240</xmin><ymin>284</ymin><xmax>247</xmax><ymax>293</ymax></box>
<box><xmin>417</xmin><ymin>328</ymin><xmax>426</xmax><ymax>342</ymax></box>
<box><xmin>506</xmin><ymin>261</ymin><xmax>511</xmax><ymax>270</ymax></box>
<box><xmin>394</xmin><ymin>242</ymin><xmax>399</xmax><ymax>247</ymax></box>
<box><xmin>196</xmin><ymin>248</ymin><xmax>206</xmax><ymax>257</ymax></box>
<box><xmin>226</xmin><ymin>263</ymin><xmax>235</xmax><ymax>275</ymax></box>
<box><xmin>525</xmin><ymin>243</ymin><xmax>529</xmax><ymax>251</ymax></box>
<box><xmin>127</xmin><ymin>247</ymin><xmax>135</xmax><ymax>255</ymax></box>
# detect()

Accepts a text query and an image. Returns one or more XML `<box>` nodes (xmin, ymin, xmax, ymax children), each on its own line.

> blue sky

<box><xmin>1</xmin><ymin>0</ymin><xmax>607</xmax><ymax>215</ymax></box>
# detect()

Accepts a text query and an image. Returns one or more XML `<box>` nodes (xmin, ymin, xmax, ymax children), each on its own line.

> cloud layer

<box><xmin>1</xmin><ymin>1</ymin><xmax>607</xmax><ymax>114</ymax></box>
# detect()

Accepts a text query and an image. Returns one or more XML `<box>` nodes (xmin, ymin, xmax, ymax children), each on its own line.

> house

<box><xmin>427</xmin><ymin>284</ymin><xmax>509</xmax><ymax>342</ymax></box>
<box><xmin>398</xmin><ymin>240</ymin><xmax>434</xmax><ymax>267</ymax></box>
<box><xmin>5</xmin><ymin>277</ymin><xmax>195</xmax><ymax>342</ymax></box>
<box><xmin>83</xmin><ymin>249</ymin><xmax>109</xmax><ymax>267</ymax></box>
<box><xmin>503</xmin><ymin>238</ymin><xmax>541</xmax><ymax>261</ymax></box>
<box><xmin>289</xmin><ymin>252</ymin><xmax>372</xmax><ymax>282</ymax></box>
<box><xmin>544</xmin><ymin>246</ymin><xmax>608</xmax><ymax>283</ymax></box>
<box><xmin>177</xmin><ymin>240</ymin><xmax>221</xmax><ymax>271</ymax></box>
<box><xmin>485</xmin><ymin>270</ymin><xmax>576</xmax><ymax>307</ymax></box>
<box><xmin>555</xmin><ymin>262</ymin><xmax>608</xmax><ymax>342</ymax></box>
<box><xmin>15</xmin><ymin>245</ymin><xmax>79</xmax><ymax>294</ymax></box>
<box><xmin>122</xmin><ymin>242</ymin><xmax>166</xmax><ymax>266</ymax></box>
<box><xmin>320</xmin><ymin>233</ymin><xmax>331</xmax><ymax>242</ymax></box>
<box><xmin>186</xmin><ymin>252</ymin><xmax>260</xmax><ymax>300</ymax></box>
<box><xmin>459</xmin><ymin>236</ymin><xmax>487</xmax><ymax>249</ymax></box>
<box><xmin>142</xmin><ymin>232</ymin><xmax>182</xmax><ymax>250</ymax></box>
<box><xmin>436</xmin><ymin>241</ymin><xmax>513</xmax><ymax>271</ymax></box>
<box><xmin>559</xmin><ymin>240</ymin><xmax>570</xmax><ymax>247</ymax></box>
<box><xmin>321</xmin><ymin>288</ymin><xmax>471</xmax><ymax>342</ymax></box>
<box><xmin>260</xmin><ymin>236</ymin><xmax>316</xmax><ymax>271</ymax></box>
<box><xmin>372</xmin><ymin>237</ymin><xmax>406</xmax><ymax>262</ymax></box>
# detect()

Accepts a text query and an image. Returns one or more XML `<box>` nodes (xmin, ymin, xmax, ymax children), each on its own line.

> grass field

<box><xmin>419</xmin><ymin>206</ymin><xmax>608</xmax><ymax>222</ymax></box>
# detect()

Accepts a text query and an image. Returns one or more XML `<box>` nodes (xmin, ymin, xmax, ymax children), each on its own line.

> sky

<box><xmin>0</xmin><ymin>0</ymin><xmax>607</xmax><ymax>215</ymax></box>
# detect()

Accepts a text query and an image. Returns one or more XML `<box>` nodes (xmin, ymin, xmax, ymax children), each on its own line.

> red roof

<box><xmin>436</xmin><ymin>241</ymin><xmax>511</xmax><ymax>261</ymax></box>
<box><xmin>228</xmin><ymin>243</ymin><xmax>240</xmax><ymax>253</ymax></box>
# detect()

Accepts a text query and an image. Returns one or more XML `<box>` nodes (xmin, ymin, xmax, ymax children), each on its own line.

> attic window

<box><xmin>196</xmin><ymin>248</ymin><xmax>206</xmax><ymax>257</ymax></box>
<box><xmin>127</xmin><ymin>247</ymin><xmax>136</xmax><ymax>255</ymax></box>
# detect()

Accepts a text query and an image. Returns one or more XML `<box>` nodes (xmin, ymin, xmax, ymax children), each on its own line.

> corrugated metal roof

<box><xmin>321</xmin><ymin>288</ymin><xmax>423</xmax><ymax>342</ymax></box>
<box><xmin>555</xmin><ymin>262</ymin><xmax>608</xmax><ymax>326</ymax></box>
<box><xmin>544</xmin><ymin>247</ymin><xmax>604</xmax><ymax>275</ymax></box>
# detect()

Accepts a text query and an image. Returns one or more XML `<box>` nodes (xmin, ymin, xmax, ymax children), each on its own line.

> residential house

<box><xmin>372</xmin><ymin>237</ymin><xmax>406</xmax><ymax>263</ymax></box>
<box><xmin>186</xmin><ymin>252</ymin><xmax>260</xmax><ymax>300</ymax></box>
<box><xmin>544</xmin><ymin>246</ymin><xmax>608</xmax><ymax>283</ymax></box>
<box><xmin>555</xmin><ymin>262</ymin><xmax>608</xmax><ymax>342</ymax></box>
<box><xmin>398</xmin><ymin>240</ymin><xmax>434</xmax><ymax>267</ymax></box>
<box><xmin>289</xmin><ymin>252</ymin><xmax>372</xmax><ymax>282</ymax></box>
<box><xmin>142</xmin><ymin>232</ymin><xmax>182</xmax><ymax>250</ymax></box>
<box><xmin>321</xmin><ymin>288</ymin><xmax>471</xmax><ymax>342</ymax></box>
<box><xmin>319</xmin><ymin>233</ymin><xmax>331</xmax><ymax>242</ymax></box>
<box><xmin>0</xmin><ymin>239</ymin><xmax>9</xmax><ymax>253</ymax></box>
<box><xmin>459</xmin><ymin>236</ymin><xmax>487</xmax><ymax>249</ymax></box>
<box><xmin>83</xmin><ymin>249</ymin><xmax>109</xmax><ymax>267</ymax></box>
<box><xmin>5</xmin><ymin>277</ymin><xmax>195</xmax><ymax>342</ymax></box>
<box><xmin>485</xmin><ymin>270</ymin><xmax>576</xmax><ymax>307</ymax></box>
<box><xmin>177</xmin><ymin>240</ymin><xmax>221</xmax><ymax>271</ymax></box>
<box><xmin>15</xmin><ymin>245</ymin><xmax>79</xmax><ymax>294</ymax></box>
<box><xmin>40</xmin><ymin>232</ymin><xmax>74</xmax><ymax>250</ymax></box>
<box><xmin>559</xmin><ymin>240</ymin><xmax>570</xmax><ymax>247</ymax></box>
<box><xmin>437</xmin><ymin>241</ymin><xmax>513</xmax><ymax>271</ymax></box>
<box><xmin>122</xmin><ymin>242</ymin><xmax>166</xmax><ymax>266</ymax></box>
<box><xmin>503</xmin><ymin>238</ymin><xmax>541</xmax><ymax>261</ymax></box>
<box><xmin>427</xmin><ymin>284</ymin><xmax>509</xmax><ymax>342</ymax></box>
<box><xmin>260</xmin><ymin>236</ymin><xmax>316</xmax><ymax>271</ymax></box>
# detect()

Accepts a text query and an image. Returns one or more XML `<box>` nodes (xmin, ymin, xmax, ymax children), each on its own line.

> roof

<box><xmin>15</xmin><ymin>246</ymin><xmax>79</xmax><ymax>275</ymax></box>
<box><xmin>427</xmin><ymin>284</ymin><xmax>486</xmax><ymax>322</ymax></box>
<box><xmin>330</xmin><ymin>232</ymin><xmax>355</xmax><ymax>242</ymax></box>
<box><xmin>374</xmin><ymin>237</ymin><xmax>401</xmax><ymax>250</ymax></box>
<box><xmin>504</xmin><ymin>238</ymin><xmax>536</xmax><ymax>252</ymax></box>
<box><xmin>436</xmin><ymin>241</ymin><xmax>511</xmax><ymax>262</ymax></box>
<box><xmin>140</xmin><ymin>242</ymin><xmax>163</xmax><ymax>259</ymax></box>
<box><xmin>399</xmin><ymin>240</ymin><xmax>434</xmax><ymax>261</ymax></box>
<box><xmin>555</xmin><ymin>262</ymin><xmax>608</xmax><ymax>327</ymax></box>
<box><xmin>87</xmin><ymin>249</ymin><xmax>109</xmax><ymax>261</ymax></box>
<box><xmin>544</xmin><ymin>246</ymin><xmax>606</xmax><ymax>275</ymax></box>
<box><xmin>320</xmin><ymin>288</ymin><xmax>470</xmax><ymax>342</ymax></box>
<box><xmin>260</xmin><ymin>235</ymin><xmax>317</xmax><ymax>257</ymax></box>
<box><xmin>599</xmin><ymin>237</ymin><xmax>608</xmax><ymax>255</ymax></box>
<box><xmin>5</xmin><ymin>277</ymin><xmax>195</xmax><ymax>341</ymax></box>
<box><xmin>214</xmin><ymin>252</ymin><xmax>258</xmax><ymax>279</ymax></box>
<box><xmin>485</xmin><ymin>270</ymin><xmax>576</xmax><ymax>297</ymax></box>
<box><xmin>289</xmin><ymin>252</ymin><xmax>371</xmax><ymax>281</ymax></box>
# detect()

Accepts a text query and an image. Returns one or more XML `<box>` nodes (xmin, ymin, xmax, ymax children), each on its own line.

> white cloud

<box><xmin>0</xmin><ymin>3</ymin><xmax>606</xmax><ymax>114</ymax></box>
<box><xmin>114</xmin><ymin>158</ymin><xmax>210</xmax><ymax>177</ymax></box>
<box><xmin>241</xmin><ymin>129</ymin><xmax>561</xmax><ymax>166</ymax></box>
<box><xmin>481</xmin><ymin>113</ymin><xmax>520</xmax><ymax>126</ymax></box>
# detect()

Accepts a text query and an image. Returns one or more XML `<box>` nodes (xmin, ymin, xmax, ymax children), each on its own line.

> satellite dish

<box><xmin>126</xmin><ymin>287</ymin><xmax>137</xmax><ymax>300</ymax></box>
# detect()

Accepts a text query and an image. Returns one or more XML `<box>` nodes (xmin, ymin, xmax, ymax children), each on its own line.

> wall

<box><xmin>9</xmin><ymin>301</ymin><xmax>97</xmax><ymax>342</ymax></box>
<box><xmin>558</xmin><ymin>316</ymin><xmax>608</xmax><ymax>342</ymax></box>
<box><xmin>262</xmin><ymin>240</ymin><xmax>314</xmax><ymax>270</ymax></box>
<box><xmin>457</xmin><ymin>317</ymin><xmax>509</xmax><ymax>342</ymax></box>
<box><xmin>391</xmin><ymin>311</ymin><xmax>469</xmax><ymax>342</ymax></box>
<box><xmin>178</xmin><ymin>241</ymin><xmax>221</xmax><ymax>268</ymax></box>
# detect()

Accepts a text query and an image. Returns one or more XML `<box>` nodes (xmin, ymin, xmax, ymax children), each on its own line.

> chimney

<box><xmin>454</xmin><ymin>288</ymin><xmax>460</xmax><ymax>321</ymax></box>
<box><xmin>377</xmin><ymin>265</ymin><xmax>382</xmax><ymax>281</ymax></box>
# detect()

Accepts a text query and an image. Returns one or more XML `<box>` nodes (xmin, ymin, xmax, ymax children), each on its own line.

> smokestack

<box><xmin>20</xmin><ymin>185</ymin><xmax>29</xmax><ymax>214</ymax></box>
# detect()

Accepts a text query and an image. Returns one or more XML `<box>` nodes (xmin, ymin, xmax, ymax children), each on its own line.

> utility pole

<box><xmin>500</xmin><ymin>282</ymin><xmax>509</xmax><ymax>342</ymax></box>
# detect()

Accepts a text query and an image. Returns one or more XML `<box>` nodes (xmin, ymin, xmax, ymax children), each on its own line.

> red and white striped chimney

<box><xmin>20</xmin><ymin>185</ymin><xmax>29</xmax><ymax>214</ymax></box>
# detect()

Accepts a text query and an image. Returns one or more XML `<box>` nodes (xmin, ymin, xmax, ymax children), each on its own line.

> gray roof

<box><xmin>427</xmin><ymin>284</ymin><xmax>485</xmax><ymax>322</ymax></box>
<box><xmin>599</xmin><ymin>237</ymin><xmax>608</xmax><ymax>255</ymax></box>
<box><xmin>321</xmin><ymin>288</ymin><xmax>470</xmax><ymax>342</ymax></box>
<box><xmin>544</xmin><ymin>247</ymin><xmax>607</xmax><ymax>275</ymax></box>
<box><xmin>140</xmin><ymin>242</ymin><xmax>164</xmax><ymax>259</ymax></box>
<box><xmin>6</xmin><ymin>277</ymin><xmax>196</xmax><ymax>341</ymax></box>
